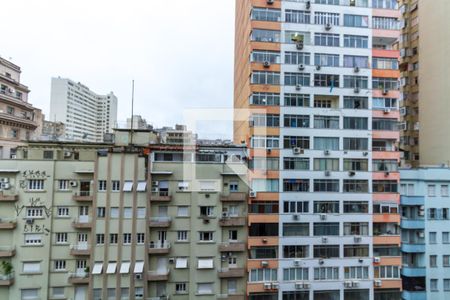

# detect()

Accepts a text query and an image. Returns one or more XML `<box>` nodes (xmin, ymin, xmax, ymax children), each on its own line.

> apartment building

<box><xmin>49</xmin><ymin>77</ymin><xmax>118</xmax><ymax>142</ymax></box>
<box><xmin>234</xmin><ymin>0</ymin><xmax>401</xmax><ymax>299</ymax></box>
<box><xmin>0</xmin><ymin>132</ymin><xmax>248</xmax><ymax>300</ymax></box>
<box><xmin>400</xmin><ymin>168</ymin><xmax>450</xmax><ymax>300</ymax></box>
<box><xmin>399</xmin><ymin>1</ymin><xmax>450</xmax><ymax>166</ymax></box>
<box><xmin>0</xmin><ymin>57</ymin><xmax>43</xmax><ymax>159</ymax></box>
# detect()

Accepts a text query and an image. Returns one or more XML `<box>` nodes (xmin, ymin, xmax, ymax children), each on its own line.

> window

<box><xmin>52</xmin><ymin>287</ymin><xmax>65</xmax><ymax>298</ymax></box>
<box><xmin>344</xmin><ymin>266</ymin><xmax>369</xmax><ymax>279</ymax></box>
<box><xmin>123</xmin><ymin>207</ymin><xmax>132</xmax><ymax>218</ymax></box>
<box><xmin>26</xmin><ymin>207</ymin><xmax>44</xmax><ymax>218</ymax></box>
<box><xmin>252</xmin><ymin>114</ymin><xmax>280</xmax><ymax>127</ymax></box>
<box><xmin>55</xmin><ymin>233</ymin><xmax>68</xmax><ymax>244</ymax></box>
<box><xmin>250</xmin><ymin>157</ymin><xmax>279</xmax><ymax>171</ymax></box>
<box><xmin>373</xmin><ymin>17</ymin><xmax>400</xmax><ymax>30</ymax></box>
<box><xmin>54</xmin><ymin>260</ymin><xmax>66</xmax><ymax>271</ymax></box>
<box><xmin>315</xmin><ymin>0</ymin><xmax>339</xmax><ymax>4</ymax></box>
<box><xmin>25</xmin><ymin>234</ymin><xmax>42</xmax><ymax>245</ymax></box>
<box><xmin>122</xmin><ymin>181</ymin><xmax>133</xmax><ymax>192</ymax></box>
<box><xmin>344</xmin><ymin>35</ymin><xmax>368</xmax><ymax>48</ymax></box>
<box><xmin>123</xmin><ymin>233</ymin><xmax>132</xmax><ymax>244</ymax></box>
<box><xmin>314</xmin><ymin>137</ymin><xmax>339</xmax><ymax>150</ymax></box>
<box><xmin>373</xmin><ymin>245</ymin><xmax>400</xmax><ymax>257</ymax></box>
<box><xmin>284</xmin><ymin>72</ymin><xmax>310</xmax><ymax>86</ymax></box>
<box><xmin>58</xmin><ymin>180</ymin><xmax>69</xmax><ymax>190</ymax></box>
<box><xmin>249</xmin><ymin>202</ymin><xmax>279</xmax><ymax>214</ymax></box>
<box><xmin>286</xmin><ymin>10</ymin><xmax>311</xmax><ymax>24</ymax></box>
<box><xmin>283</xmin><ymin>179</ymin><xmax>309</xmax><ymax>192</ymax></box>
<box><xmin>28</xmin><ymin>179</ymin><xmax>44</xmax><ymax>190</ymax></box>
<box><xmin>374</xmin><ymin>266</ymin><xmax>400</xmax><ymax>279</ymax></box>
<box><xmin>344</xmin><ymin>14</ymin><xmax>368</xmax><ymax>27</ymax></box>
<box><xmin>373</xmin><ymin>77</ymin><xmax>398</xmax><ymax>90</ymax></box>
<box><xmin>197</xmin><ymin>283</ymin><xmax>213</xmax><ymax>295</ymax></box>
<box><xmin>136</xmin><ymin>181</ymin><xmax>147</xmax><ymax>192</ymax></box>
<box><xmin>285</xmin><ymin>94</ymin><xmax>310</xmax><ymax>107</ymax></box>
<box><xmin>344</xmin><ymin>117</ymin><xmax>368</xmax><ymax>130</ymax></box>
<box><xmin>344</xmin><ymin>96</ymin><xmax>368</xmax><ymax>109</ymax></box>
<box><xmin>177</xmin><ymin>206</ymin><xmax>189</xmax><ymax>217</ymax></box>
<box><xmin>96</xmin><ymin>234</ymin><xmax>105</xmax><ymax>245</ymax></box>
<box><xmin>314</xmin><ymin>53</ymin><xmax>339</xmax><ymax>67</ymax></box>
<box><xmin>344</xmin><ymin>159</ymin><xmax>368</xmax><ymax>171</ymax></box>
<box><xmin>343</xmin><ymin>138</ymin><xmax>368</xmax><ymax>150</ymax></box>
<box><xmin>441</xmin><ymin>185</ymin><xmax>449</xmax><ymax>197</ymax></box>
<box><xmin>43</xmin><ymin>150</ymin><xmax>54</xmax><ymax>160</ymax></box>
<box><xmin>285</xmin><ymin>52</ymin><xmax>310</xmax><ymax>65</ymax></box>
<box><xmin>314</xmin><ymin>33</ymin><xmax>339</xmax><ymax>47</ymax></box>
<box><xmin>284</xmin><ymin>114</ymin><xmax>309</xmax><ymax>128</ymax></box>
<box><xmin>313</xmin><ymin>267</ymin><xmax>339</xmax><ymax>280</ymax></box>
<box><xmin>23</xmin><ymin>262</ymin><xmax>41</xmax><ymax>273</ymax></box>
<box><xmin>111</xmin><ymin>180</ymin><xmax>120</xmax><ymax>191</ymax></box>
<box><xmin>21</xmin><ymin>289</ymin><xmax>39</xmax><ymax>300</ymax></box>
<box><xmin>283</xmin><ymin>267</ymin><xmax>309</xmax><ymax>281</ymax></box>
<box><xmin>283</xmin><ymin>136</ymin><xmax>310</xmax><ymax>149</ymax></box>
<box><xmin>283</xmin><ymin>223</ymin><xmax>309</xmax><ymax>236</ymax></box>
<box><xmin>175</xmin><ymin>282</ymin><xmax>187</xmax><ymax>294</ymax></box>
<box><xmin>283</xmin><ymin>201</ymin><xmax>309</xmax><ymax>213</ymax></box>
<box><xmin>314</xmin><ymin>223</ymin><xmax>339</xmax><ymax>236</ymax></box>
<box><xmin>429</xmin><ymin>232</ymin><xmax>437</xmax><ymax>244</ymax></box>
<box><xmin>250</xmin><ymin>246</ymin><xmax>278</xmax><ymax>259</ymax></box>
<box><xmin>373</xmin><ymin>0</ymin><xmax>398</xmax><ymax>9</ymax></box>
<box><xmin>136</xmin><ymin>233</ymin><xmax>144</xmax><ymax>244</ymax></box>
<box><xmin>57</xmin><ymin>207</ymin><xmax>69</xmax><ymax>217</ymax></box>
<box><xmin>430</xmin><ymin>279</ymin><xmax>438</xmax><ymax>291</ymax></box>
<box><xmin>137</xmin><ymin>207</ymin><xmax>146</xmax><ymax>218</ymax></box>
<box><xmin>97</xmin><ymin>207</ymin><xmax>105</xmax><ymax>218</ymax></box>
<box><xmin>344</xmin><ymin>245</ymin><xmax>369</xmax><ymax>257</ymax></box>
<box><xmin>343</xmin><ymin>180</ymin><xmax>369</xmax><ymax>193</ymax></box>
<box><xmin>443</xmin><ymin>232</ymin><xmax>450</xmax><ymax>244</ymax></box>
<box><xmin>343</xmin><ymin>75</ymin><xmax>368</xmax><ymax>89</ymax></box>
<box><xmin>343</xmin><ymin>201</ymin><xmax>368</xmax><ymax>214</ymax></box>
<box><xmin>250</xmin><ymin>223</ymin><xmax>278</xmax><ymax>236</ymax></box>
<box><xmin>251</xmin><ymin>29</ymin><xmax>280</xmax><ymax>43</ymax></box>
<box><xmin>229</xmin><ymin>181</ymin><xmax>239</xmax><ymax>192</ymax></box>
<box><xmin>284</xmin><ymin>157</ymin><xmax>309</xmax><ymax>170</ymax></box>
<box><xmin>443</xmin><ymin>255</ymin><xmax>450</xmax><ymax>267</ymax></box>
<box><xmin>373</xmin><ymin>180</ymin><xmax>398</xmax><ymax>193</ymax></box>
<box><xmin>344</xmin><ymin>222</ymin><xmax>369</xmax><ymax>235</ymax></box>
<box><xmin>314</xmin><ymin>201</ymin><xmax>339</xmax><ymax>213</ymax></box>
<box><xmin>373</xmin><ymin>160</ymin><xmax>398</xmax><ymax>172</ymax></box>
<box><xmin>313</xmin><ymin>180</ymin><xmax>339</xmax><ymax>192</ymax></box>
<box><xmin>199</xmin><ymin>231</ymin><xmax>214</xmax><ymax>242</ymax></box>
<box><xmin>175</xmin><ymin>257</ymin><xmax>188</xmax><ymax>269</ymax></box>
<box><xmin>428</xmin><ymin>185</ymin><xmax>436</xmax><ymax>197</ymax></box>
<box><xmin>249</xmin><ymin>268</ymin><xmax>277</xmax><ymax>282</ymax></box>
<box><xmin>428</xmin><ymin>208</ymin><xmax>437</xmax><ymax>220</ymax></box>
<box><xmin>314</xmin><ymin>74</ymin><xmax>339</xmax><ymax>87</ymax></box>
<box><xmin>250</xmin><ymin>92</ymin><xmax>280</xmax><ymax>106</ymax></box>
<box><xmin>314</xmin><ymin>12</ymin><xmax>339</xmax><ymax>25</ymax></box>
<box><xmin>251</xmin><ymin>50</ymin><xmax>281</xmax><ymax>64</ymax></box>
<box><xmin>200</xmin><ymin>206</ymin><xmax>214</xmax><ymax>217</ymax></box>
<box><xmin>373</xmin><ymin>98</ymin><xmax>398</xmax><ymax>110</ymax></box>
<box><xmin>251</xmin><ymin>179</ymin><xmax>279</xmax><ymax>192</ymax></box>
<box><xmin>198</xmin><ymin>258</ymin><xmax>214</xmax><ymax>269</ymax></box>
<box><xmin>343</xmin><ymin>55</ymin><xmax>369</xmax><ymax>68</ymax></box>
<box><xmin>97</xmin><ymin>180</ymin><xmax>107</xmax><ymax>191</ymax></box>
<box><xmin>134</xmin><ymin>287</ymin><xmax>144</xmax><ymax>298</ymax></box>
<box><xmin>283</xmin><ymin>245</ymin><xmax>309</xmax><ymax>258</ymax></box>
<box><xmin>251</xmin><ymin>8</ymin><xmax>281</xmax><ymax>22</ymax></box>
<box><xmin>445</xmin><ymin>279</ymin><xmax>450</xmax><ymax>291</ymax></box>
<box><xmin>373</xmin><ymin>204</ymin><xmax>398</xmax><ymax>214</ymax></box>
<box><xmin>373</xmin><ymin>118</ymin><xmax>397</xmax><ymax>131</ymax></box>
<box><xmin>110</xmin><ymin>207</ymin><xmax>119</xmax><ymax>218</ymax></box>
<box><xmin>110</xmin><ymin>233</ymin><xmax>118</xmax><ymax>244</ymax></box>
<box><xmin>373</xmin><ymin>57</ymin><xmax>398</xmax><ymax>70</ymax></box>
<box><xmin>251</xmin><ymin>135</ymin><xmax>279</xmax><ymax>149</ymax></box>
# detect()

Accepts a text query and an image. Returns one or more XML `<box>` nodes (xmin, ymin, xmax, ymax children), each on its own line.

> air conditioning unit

<box><xmin>354</xmin><ymin>236</ymin><xmax>362</xmax><ymax>243</ymax></box>
<box><xmin>348</xmin><ymin>171</ymin><xmax>356</xmax><ymax>177</ymax></box>
<box><xmin>363</xmin><ymin>152</ymin><xmax>369</xmax><ymax>156</ymax></box>
<box><xmin>271</xmin><ymin>282</ymin><xmax>279</xmax><ymax>289</ymax></box>
<box><xmin>2</xmin><ymin>178</ymin><xmax>9</xmax><ymax>184</ymax></box>
<box><xmin>316</xmin><ymin>65</ymin><xmax>321</xmax><ymax>71</ymax></box>
<box><xmin>296</xmin><ymin>42</ymin><xmax>304</xmax><ymax>50</ymax></box>
<box><xmin>249</xmin><ymin>120</ymin><xmax>254</xmax><ymax>127</ymax></box>
<box><xmin>267</xmin><ymin>0</ymin><xmax>274</xmax><ymax>4</ymax></box>
<box><xmin>374</xmin><ymin>279</ymin><xmax>382</xmax><ymax>287</ymax></box>
<box><xmin>152</xmin><ymin>181</ymin><xmax>159</xmax><ymax>186</ymax></box>
<box><xmin>298</xmin><ymin>64</ymin><xmax>305</xmax><ymax>71</ymax></box>
<box><xmin>418</xmin><ymin>231</ymin><xmax>425</xmax><ymax>238</ymax></box>
<box><xmin>168</xmin><ymin>258</ymin><xmax>175</xmax><ymax>264</ymax></box>
<box><xmin>350</xmin><ymin>0</ymin><xmax>356</xmax><ymax>6</ymax></box>
<box><xmin>2</xmin><ymin>183</ymin><xmax>11</xmax><ymax>190</ymax></box>
<box><xmin>318</xmin><ymin>259</ymin><xmax>325</xmax><ymax>265</ymax></box>
<box><xmin>203</xmin><ymin>218</ymin><xmax>210</xmax><ymax>224</ymax></box>
<box><xmin>325</xmin><ymin>23</ymin><xmax>332</xmax><ymax>31</ymax></box>
<box><xmin>293</xmin><ymin>214</ymin><xmax>300</xmax><ymax>221</ymax></box>
<box><xmin>293</xmin><ymin>147</ymin><xmax>304</xmax><ymax>155</ymax></box>
<box><xmin>64</xmin><ymin>151</ymin><xmax>72</xmax><ymax>158</ymax></box>
<box><xmin>418</xmin><ymin>210</ymin><xmax>425</xmax><ymax>216</ymax></box>
<box><xmin>322</xmin><ymin>237</ymin><xmax>328</xmax><ymax>243</ymax></box>
<box><xmin>70</xmin><ymin>181</ymin><xmax>78</xmax><ymax>187</ymax></box>
<box><xmin>344</xmin><ymin>281</ymin><xmax>353</xmax><ymax>288</ymax></box>
<box><xmin>295</xmin><ymin>84</ymin><xmax>302</xmax><ymax>91</ymax></box>
<box><xmin>261</xmin><ymin>261</ymin><xmax>269</xmax><ymax>268</ymax></box>
<box><xmin>354</xmin><ymin>87</ymin><xmax>360</xmax><ymax>94</ymax></box>
<box><xmin>262</xmin><ymin>238</ymin><xmax>268</xmax><ymax>243</ymax></box>
<box><xmin>249</xmin><ymin>191</ymin><xmax>257</xmax><ymax>198</ymax></box>
<box><xmin>26</xmin><ymin>218</ymin><xmax>34</xmax><ymax>225</ymax></box>
<box><xmin>384</xmin><ymin>108</ymin><xmax>391</xmax><ymax>114</ymax></box>
<box><xmin>302</xmin><ymin>282</ymin><xmax>311</xmax><ymax>289</ymax></box>
<box><xmin>263</xmin><ymin>282</ymin><xmax>272</xmax><ymax>290</ymax></box>
<box><xmin>324</xmin><ymin>150</ymin><xmax>330</xmax><ymax>155</ymax></box>
<box><xmin>135</xmin><ymin>273</ymin><xmax>143</xmax><ymax>280</ymax></box>
<box><xmin>306</xmin><ymin>0</ymin><xmax>311</xmax><ymax>9</ymax></box>
<box><xmin>295</xmin><ymin>282</ymin><xmax>303</xmax><ymax>289</ymax></box>
<box><xmin>354</xmin><ymin>66</ymin><xmax>360</xmax><ymax>73</ymax></box>
<box><xmin>222</xmin><ymin>212</ymin><xmax>229</xmax><ymax>218</ymax></box>
<box><xmin>151</xmin><ymin>187</ymin><xmax>159</xmax><ymax>192</ymax></box>
<box><xmin>320</xmin><ymin>214</ymin><xmax>327</xmax><ymax>221</ymax></box>
<box><xmin>373</xmin><ymin>257</ymin><xmax>381</xmax><ymax>263</ymax></box>
<box><xmin>263</xmin><ymin>61</ymin><xmax>271</xmax><ymax>68</ymax></box>
<box><xmin>384</xmin><ymin>172</ymin><xmax>390</xmax><ymax>177</ymax></box>
<box><xmin>294</xmin><ymin>260</ymin><xmax>301</xmax><ymax>266</ymax></box>
<box><xmin>382</xmin><ymin>89</ymin><xmax>389</xmax><ymax>95</ymax></box>
<box><xmin>352</xmin><ymin>281</ymin><xmax>360</xmax><ymax>287</ymax></box>
<box><xmin>324</xmin><ymin>171</ymin><xmax>331</xmax><ymax>177</ymax></box>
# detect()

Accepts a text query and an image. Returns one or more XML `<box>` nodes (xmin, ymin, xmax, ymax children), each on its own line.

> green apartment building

<box><xmin>0</xmin><ymin>131</ymin><xmax>248</xmax><ymax>300</ymax></box>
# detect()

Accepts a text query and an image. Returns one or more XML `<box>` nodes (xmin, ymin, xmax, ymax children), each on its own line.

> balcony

<box><xmin>402</xmin><ymin>266</ymin><xmax>426</xmax><ymax>277</ymax></box>
<box><xmin>218</xmin><ymin>268</ymin><xmax>245</xmax><ymax>278</ymax></box>
<box><xmin>217</xmin><ymin>294</ymin><xmax>245</xmax><ymax>300</ymax></box>
<box><xmin>218</xmin><ymin>242</ymin><xmax>246</xmax><ymax>252</ymax></box>
<box><xmin>70</xmin><ymin>244</ymin><xmax>90</xmax><ymax>256</ymax></box>
<box><xmin>72</xmin><ymin>191</ymin><xmax>93</xmax><ymax>202</ymax></box>
<box><xmin>148</xmin><ymin>241</ymin><xmax>171</xmax><ymax>254</ymax></box>
<box><xmin>401</xmin><ymin>196</ymin><xmax>425</xmax><ymax>206</ymax></box>
<box><xmin>402</xmin><ymin>291</ymin><xmax>426</xmax><ymax>300</ymax></box>
<box><xmin>150</xmin><ymin>191</ymin><xmax>172</xmax><ymax>202</ymax></box>
<box><xmin>147</xmin><ymin>269</ymin><xmax>170</xmax><ymax>281</ymax></box>
<box><xmin>401</xmin><ymin>218</ymin><xmax>425</xmax><ymax>229</ymax></box>
<box><xmin>72</xmin><ymin>216</ymin><xmax>92</xmax><ymax>229</ymax></box>
<box><xmin>68</xmin><ymin>272</ymin><xmax>89</xmax><ymax>284</ymax></box>
<box><xmin>220</xmin><ymin>192</ymin><xmax>247</xmax><ymax>202</ymax></box>
<box><xmin>0</xmin><ymin>273</ymin><xmax>14</xmax><ymax>286</ymax></box>
<box><xmin>0</xmin><ymin>246</ymin><xmax>15</xmax><ymax>257</ymax></box>
<box><xmin>147</xmin><ymin>297</ymin><xmax>170</xmax><ymax>300</ymax></box>
<box><xmin>219</xmin><ymin>216</ymin><xmax>246</xmax><ymax>227</ymax></box>
<box><xmin>0</xmin><ymin>218</ymin><xmax>16</xmax><ymax>230</ymax></box>
<box><xmin>0</xmin><ymin>193</ymin><xmax>18</xmax><ymax>202</ymax></box>
<box><xmin>402</xmin><ymin>243</ymin><xmax>425</xmax><ymax>253</ymax></box>
<box><xmin>148</xmin><ymin>217</ymin><xmax>171</xmax><ymax>228</ymax></box>
<box><xmin>0</xmin><ymin>111</ymin><xmax>37</xmax><ymax>128</ymax></box>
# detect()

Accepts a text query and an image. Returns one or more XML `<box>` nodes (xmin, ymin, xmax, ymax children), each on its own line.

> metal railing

<box><xmin>149</xmin><ymin>241</ymin><xmax>171</xmax><ymax>249</ymax></box>
<box><xmin>70</xmin><ymin>244</ymin><xmax>90</xmax><ymax>251</ymax></box>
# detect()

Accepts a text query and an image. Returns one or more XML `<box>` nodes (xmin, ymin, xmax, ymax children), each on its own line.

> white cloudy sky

<box><xmin>1</xmin><ymin>0</ymin><xmax>235</xmax><ymax>139</ymax></box>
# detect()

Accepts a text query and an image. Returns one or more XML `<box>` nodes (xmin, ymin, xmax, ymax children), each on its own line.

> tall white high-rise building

<box><xmin>50</xmin><ymin>77</ymin><xmax>118</xmax><ymax>142</ymax></box>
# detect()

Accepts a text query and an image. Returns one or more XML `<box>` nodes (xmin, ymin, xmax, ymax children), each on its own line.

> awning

<box><xmin>106</xmin><ymin>262</ymin><xmax>117</xmax><ymax>274</ymax></box>
<box><xmin>92</xmin><ymin>262</ymin><xmax>103</xmax><ymax>274</ymax></box>
<box><xmin>119</xmin><ymin>262</ymin><xmax>130</xmax><ymax>274</ymax></box>
<box><xmin>136</xmin><ymin>181</ymin><xmax>147</xmax><ymax>192</ymax></box>
<box><xmin>123</xmin><ymin>181</ymin><xmax>133</xmax><ymax>192</ymax></box>
<box><xmin>175</xmin><ymin>258</ymin><xmax>188</xmax><ymax>269</ymax></box>
<box><xmin>133</xmin><ymin>261</ymin><xmax>144</xmax><ymax>273</ymax></box>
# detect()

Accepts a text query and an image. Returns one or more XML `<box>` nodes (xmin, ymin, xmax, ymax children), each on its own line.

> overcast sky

<box><xmin>1</xmin><ymin>0</ymin><xmax>235</xmax><ymax>139</ymax></box>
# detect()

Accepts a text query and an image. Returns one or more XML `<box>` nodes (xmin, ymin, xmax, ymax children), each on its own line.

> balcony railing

<box><xmin>218</xmin><ymin>242</ymin><xmax>246</xmax><ymax>252</ymax></box>
<box><xmin>72</xmin><ymin>216</ymin><xmax>92</xmax><ymax>229</ymax></box>
<box><xmin>148</xmin><ymin>242</ymin><xmax>171</xmax><ymax>254</ymax></box>
<box><xmin>148</xmin><ymin>217</ymin><xmax>171</xmax><ymax>228</ymax></box>
<box><xmin>68</xmin><ymin>272</ymin><xmax>89</xmax><ymax>284</ymax></box>
<box><xmin>0</xmin><ymin>273</ymin><xmax>14</xmax><ymax>286</ymax></box>
<box><xmin>0</xmin><ymin>218</ymin><xmax>17</xmax><ymax>229</ymax></box>
<box><xmin>0</xmin><ymin>192</ymin><xmax>18</xmax><ymax>202</ymax></box>
<box><xmin>0</xmin><ymin>246</ymin><xmax>15</xmax><ymax>257</ymax></box>
<box><xmin>218</xmin><ymin>268</ymin><xmax>246</xmax><ymax>278</ymax></box>
<box><xmin>151</xmin><ymin>191</ymin><xmax>172</xmax><ymax>202</ymax></box>
<box><xmin>70</xmin><ymin>244</ymin><xmax>90</xmax><ymax>255</ymax></box>
<box><xmin>147</xmin><ymin>269</ymin><xmax>170</xmax><ymax>281</ymax></box>
<box><xmin>73</xmin><ymin>191</ymin><xmax>93</xmax><ymax>201</ymax></box>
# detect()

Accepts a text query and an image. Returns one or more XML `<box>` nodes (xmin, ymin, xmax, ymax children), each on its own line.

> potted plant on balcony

<box><xmin>1</xmin><ymin>261</ymin><xmax>13</xmax><ymax>278</ymax></box>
